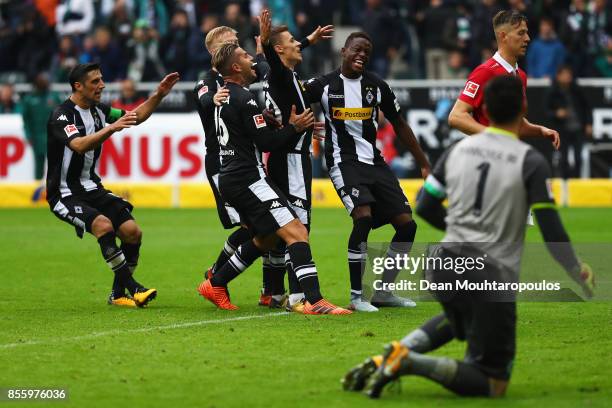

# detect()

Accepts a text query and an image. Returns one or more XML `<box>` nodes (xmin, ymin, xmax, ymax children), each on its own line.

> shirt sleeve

<box><xmin>98</xmin><ymin>102</ymin><xmax>125</xmax><ymax>124</ymax></box>
<box><xmin>523</xmin><ymin>148</ymin><xmax>555</xmax><ymax>208</ymax></box>
<box><xmin>48</xmin><ymin>108</ymin><xmax>81</xmax><ymax>148</ymax></box>
<box><xmin>302</xmin><ymin>76</ymin><xmax>326</xmax><ymax>104</ymax></box>
<box><xmin>378</xmin><ymin>79</ymin><xmax>401</xmax><ymax>122</ymax></box>
<box><xmin>263</xmin><ymin>42</ymin><xmax>290</xmax><ymax>83</ymax></box>
<box><xmin>254</xmin><ymin>53</ymin><xmax>270</xmax><ymax>81</ymax></box>
<box><xmin>195</xmin><ymin>80</ymin><xmax>215</xmax><ymax>112</ymax></box>
<box><xmin>458</xmin><ymin>66</ymin><xmax>488</xmax><ymax>108</ymax></box>
<box><xmin>423</xmin><ymin>143</ymin><xmax>455</xmax><ymax>199</ymax></box>
<box><xmin>240</xmin><ymin>93</ymin><xmax>301</xmax><ymax>152</ymax></box>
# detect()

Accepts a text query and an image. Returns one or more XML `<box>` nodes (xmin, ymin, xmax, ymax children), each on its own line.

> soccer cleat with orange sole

<box><xmin>198</xmin><ymin>279</ymin><xmax>238</xmax><ymax>310</ymax></box>
<box><xmin>303</xmin><ymin>299</ymin><xmax>352</xmax><ymax>315</ymax></box>
<box><xmin>107</xmin><ymin>295</ymin><xmax>137</xmax><ymax>308</ymax></box>
<box><xmin>342</xmin><ymin>355</ymin><xmax>383</xmax><ymax>391</ymax></box>
<box><xmin>364</xmin><ymin>341</ymin><xmax>409</xmax><ymax>399</ymax></box>
<box><xmin>258</xmin><ymin>291</ymin><xmax>272</xmax><ymax>307</ymax></box>
<box><xmin>132</xmin><ymin>288</ymin><xmax>157</xmax><ymax>308</ymax></box>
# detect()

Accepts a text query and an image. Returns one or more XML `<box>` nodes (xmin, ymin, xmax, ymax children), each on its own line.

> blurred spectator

<box><xmin>559</xmin><ymin>0</ymin><xmax>589</xmax><ymax>76</ymax></box>
<box><xmin>91</xmin><ymin>26</ymin><xmax>125</xmax><ymax>82</ymax></box>
<box><xmin>269</xmin><ymin>0</ymin><xmax>296</xmax><ymax>33</ymax></box>
<box><xmin>361</xmin><ymin>0</ymin><xmax>404</xmax><ymax>78</ymax></box>
<box><xmin>133</xmin><ymin>0</ymin><xmax>170</xmax><ymax>37</ymax></box>
<box><xmin>0</xmin><ymin>83</ymin><xmax>21</xmax><ymax>113</ymax></box>
<box><xmin>161</xmin><ymin>9</ymin><xmax>193</xmax><ymax>80</ymax></box>
<box><xmin>127</xmin><ymin>19</ymin><xmax>165</xmax><ymax>82</ymax></box>
<box><xmin>106</xmin><ymin>0</ymin><xmax>135</xmax><ymax>50</ymax></box>
<box><xmin>441</xmin><ymin>50</ymin><xmax>469</xmax><ymax>79</ymax></box>
<box><xmin>50</xmin><ymin>35</ymin><xmax>80</xmax><ymax>82</ymax></box>
<box><xmin>417</xmin><ymin>0</ymin><xmax>455</xmax><ymax>79</ymax></box>
<box><xmin>79</xmin><ymin>34</ymin><xmax>95</xmax><ymax>64</ymax></box>
<box><xmin>112</xmin><ymin>78</ymin><xmax>146</xmax><ymax>111</ymax></box>
<box><xmin>34</xmin><ymin>0</ymin><xmax>60</xmax><ymax>28</ymax></box>
<box><xmin>584</xmin><ymin>0</ymin><xmax>612</xmax><ymax>70</ymax></box>
<box><xmin>16</xmin><ymin>4</ymin><xmax>55</xmax><ymax>80</ymax></box>
<box><xmin>55</xmin><ymin>0</ymin><xmax>94</xmax><ymax>39</ymax></box>
<box><xmin>469</xmin><ymin>0</ymin><xmax>501</xmax><ymax>69</ymax></box>
<box><xmin>508</xmin><ymin>0</ymin><xmax>537</xmax><ymax>34</ymax></box>
<box><xmin>595</xmin><ymin>37</ymin><xmax>612</xmax><ymax>76</ymax></box>
<box><xmin>222</xmin><ymin>2</ymin><xmax>255</xmax><ymax>52</ymax></box>
<box><xmin>546</xmin><ymin>65</ymin><xmax>592</xmax><ymax>178</ymax></box>
<box><xmin>188</xmin><ymin>14</ymin><xmax>219</xmax><ymax>78</ymax></box>
<box><xmin>526</xmin><ymin>17</ymin><xmax>567</xmax><ymax>78</ymax></box>
<box><xmin>21</xmin><ymin>73</ymin><xmax>62</xmax><ymax>180</ymax></box>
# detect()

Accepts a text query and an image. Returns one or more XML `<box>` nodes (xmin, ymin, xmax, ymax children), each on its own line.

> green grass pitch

<box><xmin>1</xmin><ymin>208</ymin><xmax>611</xmax><ymax>407</ymax></box>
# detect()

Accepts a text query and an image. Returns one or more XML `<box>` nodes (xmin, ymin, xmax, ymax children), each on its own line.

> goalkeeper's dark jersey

<box><xmin>216</xmin><ymin>82</ymin><xmax>302</xmax><ymax>178</ymax></box>
<box><xmin>46</xmin><ymin>98</ymin><xmax>124</xmax><ymax>203</ymax></box>
<box><xmin>304</xmin><ymin>69</ymin><xmax>403</xmax><ymax>169</ymax></box>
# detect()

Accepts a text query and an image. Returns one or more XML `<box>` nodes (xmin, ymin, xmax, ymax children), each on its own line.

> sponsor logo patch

<box><xmin>351</xmin><ymin>187</ymin><xmax>360</xmax><ymax>197</ymax></box>
<box><xmin>366</xmin><ymin>90</ymin><xmax>374</xmax><ymax>104</ymax></box>
<box><xmin>74</xmin><ymin>206</ymin><xmax>83</xmax><ymax>214</ymax></box>
<box><xmin>253</xmin><ymin>114</ymin><xmax>266</xmax><ymax>128</ymax></box>
<box><xmin>462</xmin><ymin>81</ymin><xmax>480</xmax><ymax>98</ymax></box>
<box><xmin>197</xmin><ymin>85</ymin><xmax>209</xmax><ymax>98</ymax></box>
<box><xmin>328</xmin><ymin>93</ymin><xmax>344</xmax><ymax>99</ymax></box>
<box><xmin>57</xmin><ymin>114</ymin><xmax>68</xmax><ymax>121</ymax></box>
<box><xmin>247</xmin><ymin>99</ymin><xmax>258</xmax><ymax>107</ymax></box>
<box><xmin>270</xmin><ymin>200</ymin><xmax>282</xmax><ymax>209</ymax></box>
<box><xmin>293</xmin><ymin>199</ymin><xmax>304</xmax><ymax>208</ymax></box>
<box><xmin>63</xmin><ymin>124</ymin><xmax>79</xmax><ymax>137</ymax></box>
<box><xmin>331</xmin><ymin>107</ymin><xmax>373</xmax><ymax>121</ymax></box>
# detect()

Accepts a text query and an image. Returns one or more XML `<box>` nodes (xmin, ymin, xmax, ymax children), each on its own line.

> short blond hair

<box><xmin>205</xmin><ymin>26</ymin><xmax>237</xmax><ymax>54</ymax></box>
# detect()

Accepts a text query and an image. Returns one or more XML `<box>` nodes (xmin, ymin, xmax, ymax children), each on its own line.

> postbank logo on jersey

<box><xmin>331</xmin><ymin>107</ymin><xmax>373</xmax><ymax>121</ymax></box>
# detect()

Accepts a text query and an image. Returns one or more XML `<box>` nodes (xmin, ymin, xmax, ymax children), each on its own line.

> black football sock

<box><xmin>213</xmin><ymin>226</ymin><xmax>251</xmax><ymax>274</ymax></box>
<box><xmin>348</xmin><ymin>216</ymin><xmax>372</xmax><ymax>298</ymax></box>
<box><xmin>98</xmin><ymin>232</ymin><xmax>134</xmax><ymax>298</ymax></box>
<box><xmin>211</xmin><ymin>240</ymin><xmax>262</xmax><ymax>287</ymax></box>
<box><xmin>381</xmin><ymin>220</ymin><xmax>416</xmax><ymax>288</ymax></box>
<box><xmin>261</xmin><ymin>253</ymin><xmax>273</xmax><ymax>295</ymax></box>
<box><xmin>120</xmin><ymin>241</ymin><xmax>141</xmax><ymax>275</ymax></box>
<box><xmin>401</xmin><ymin>313</ymin><xmax>454</xmax><ymax>352</ymax></box>
<box><xmin>286</xmin><ymin>248</ymin><xmax>303</xmax><ymax>297</ymax></box>
<box><xmin>268</xmin><ymin>246</ymin><xmax>287</xmax><ymax>296</ymax></box>
<box><xmin>287</xmin><ymin>242</ymin><xmax>322</xmax><ymax>304</ymax></box>
<box><xmin>398</xmin><ymin>351</ymin><xmax>490</xmax><ymax>396</ymax></box>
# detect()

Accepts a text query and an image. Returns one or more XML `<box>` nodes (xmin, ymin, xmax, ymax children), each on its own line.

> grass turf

<box><xmin>1</xmin><ymin>208</ymin><xmax>611</xmax><ymax>407</ymax></box>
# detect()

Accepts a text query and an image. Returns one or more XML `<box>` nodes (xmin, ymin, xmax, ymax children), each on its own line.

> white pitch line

<box><xmin>0</xmin><ymin>312</ymin><xmax>288</xmax><ymax>350</ymax></box>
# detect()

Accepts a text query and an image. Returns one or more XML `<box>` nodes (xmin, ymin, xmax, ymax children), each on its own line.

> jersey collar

<box><xmin>493</xmin><ymin>52</ymin><xmax>518</xmax><ymax>74</ymax></box>
<box><xmin>340</xmin><ymin>73</ymin><xmax>362</xmax><ymax>81</ymax></box>
<box><xmin>486</xmin><ymin>126</ymin><xmax>518</xmax><ymax>139</ymax></box>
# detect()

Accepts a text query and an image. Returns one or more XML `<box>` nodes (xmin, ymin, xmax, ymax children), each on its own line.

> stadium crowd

<box><xmin>0</xmin><ymin>0</ymin><xmax>611</xmax><ymax>83</ymax></box>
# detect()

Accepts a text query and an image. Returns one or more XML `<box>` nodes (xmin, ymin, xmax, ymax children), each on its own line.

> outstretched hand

<box><xmin>307</xmin><ymin>25</ymin><xmax>334</xmax><ymax>45</ymax></box>
<box><xmin>541</xmin><ymin>126</ymin><xmax>560</xmax><ymax>150</ymax></box>
<box><xmin>258</xmin><ymin>9</ymin><xmax>272</xmax><ymax>44</ymax></box>
<box><xmin>157</xmin><ymin>72</ymin><xmax>180</xmax><ymax>97</ymax></box>
<box><xmin>288</xmin><ymin>105</ymin><xmax>314</xmax><ymax>133</ymax></box>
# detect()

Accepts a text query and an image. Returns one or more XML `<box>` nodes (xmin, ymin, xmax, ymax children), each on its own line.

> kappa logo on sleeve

<box><xmin>247</xmin><ymin>99</ymin><xmax>258</xmax><ymax>107</ymax></box>
<box><xmin>462</xmin><ymin>81</ymin><xmax>480</xmax><ymax>98</ymax></box>
<box><xmin>63</xmin><ymin>124</ymin><xmax>79</xmax><ymax>137</ymax></box>
<box><xmin>57</xmin><ymin>114</ymin><xmax>68</xmax><ymax>121</ymax></box>
<box><xmin>197</xmin><ymin>85</ymin><xmax>209</xmax><ymax>98</ymax></box>
<box><xmin>253</xmin><ymin>114</ymin><xmax>266</xmax><ymax>128</ymax></box>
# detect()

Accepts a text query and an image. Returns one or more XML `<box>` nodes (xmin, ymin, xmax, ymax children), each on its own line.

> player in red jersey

<box><xmin>449</xmin><ymin>10</ymin><xmax>560</xmax><ymax>150</ymax></box>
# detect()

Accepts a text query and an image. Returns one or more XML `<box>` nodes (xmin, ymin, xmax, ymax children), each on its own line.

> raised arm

<box><xmin>68</xmin><ymin>112</ymin><xmax>138</xmax><ymax>154</ymax></box>
<box><xmin>133</xmin><ymin>72</ymin><xmax>180</xmax><ymax>124</ymax></box>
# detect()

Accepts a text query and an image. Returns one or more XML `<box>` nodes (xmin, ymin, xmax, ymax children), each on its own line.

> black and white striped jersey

<box><xmin>194</xmin><ymin>69</ymin><xmax>225</xmax><ymax>175</ymax></box>
<box><xmin>46</xmin><ymin>99</ymin><xmax>125</xmax><ymax>203</ymax></box>
<box><xmin>195</xmin><ymin>57</ymin><xmax>270</xmax><ymax>177</ymax></box>
<box><xmin>304</xmin><ymin>69</ymin><xmax>402</xmax><ymax>168</ymax></box>
<box><xmin>215</xmin><ymin>82</ymin><xmax>302</xmax><ymax>178</ymax></box>
<box><xmin>262</xmin><ymin>37</ymin><xmax>311</xmax><ymax>155</ymax></box>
